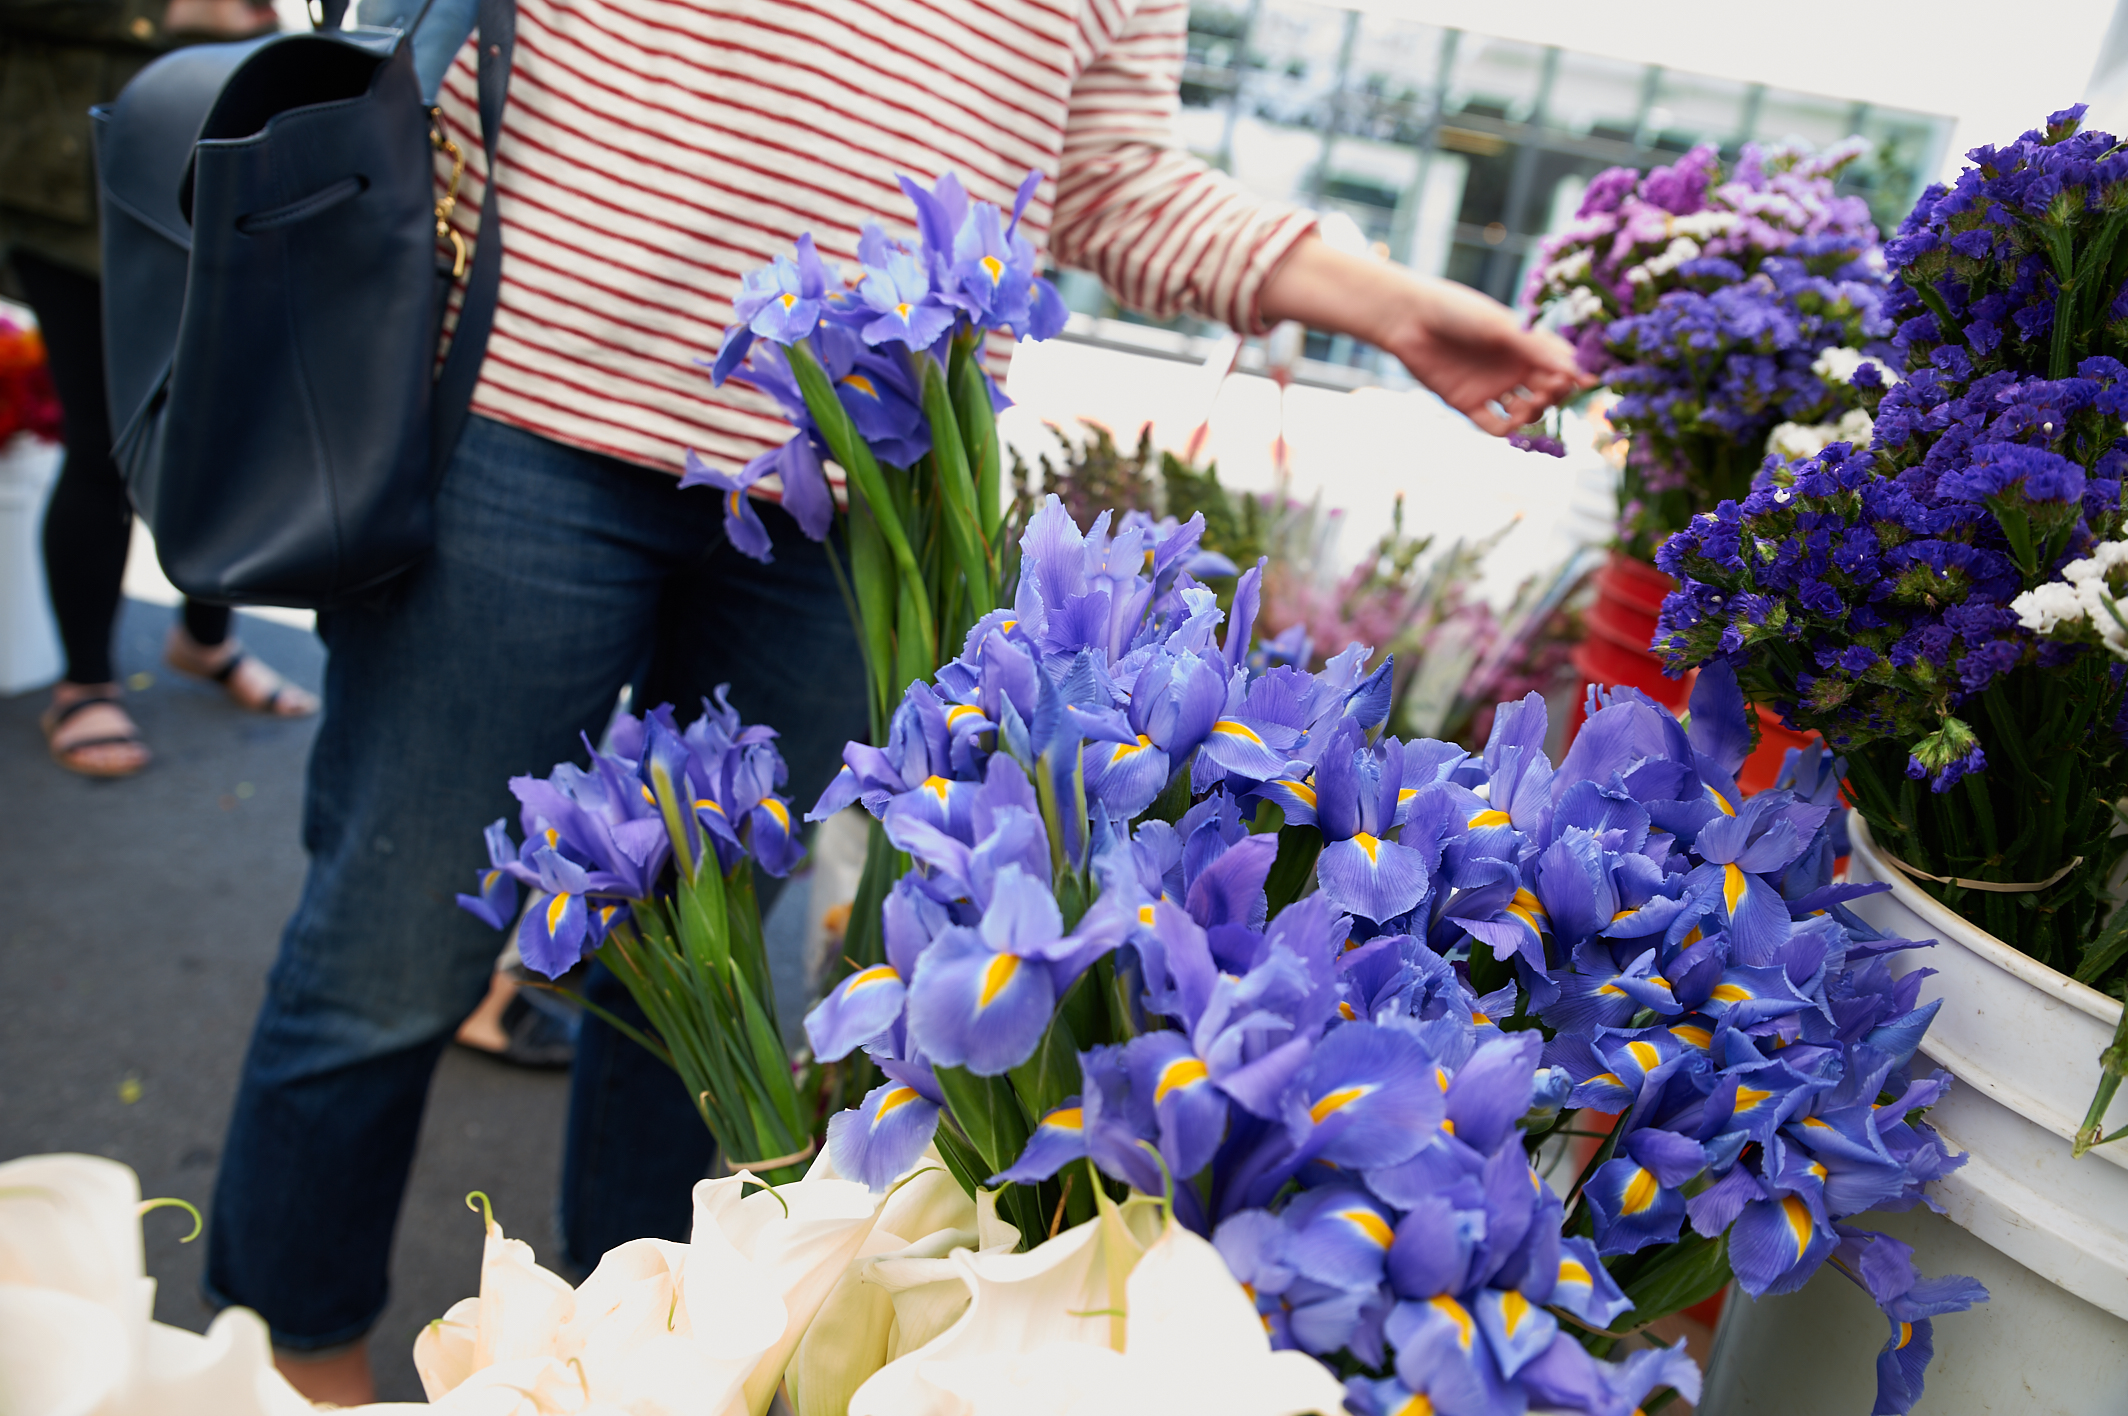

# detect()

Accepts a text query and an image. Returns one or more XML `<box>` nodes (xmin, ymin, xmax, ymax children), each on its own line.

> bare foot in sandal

<box><xmin>42</xmin><ymin>684</ymin><xmax>152</xmax><ymax>778</ymax></box>
<box><xmin>165</xmin><ymin>626</ymin><xmax>319</xmax><ymax>717</ymax></box>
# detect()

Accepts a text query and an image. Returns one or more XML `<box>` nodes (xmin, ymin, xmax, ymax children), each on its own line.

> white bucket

<box><xmin>1699</xmin><ymin>810</ymin><xmax>2128</xmax><ymax>1413</ymax></box>
<box><xmin>0</xmin><ymin>433</ymin><xmax>63</xmax><ymax>696</ymax></box>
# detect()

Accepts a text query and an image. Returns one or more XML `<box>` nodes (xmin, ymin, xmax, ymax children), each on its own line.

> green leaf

<box><xmin>934</xmin><ymin>1063</ymin><xmax>1033</xmax><ymax>1179</ymax></box>
<box><xmin>921</xmin><ymin>359</ymin><xmax>996</xmax><ymax>620</ymax></box>
<box><xmin>951</xmin><ymin>338</ymin><xmax>1004</xmax><ymax>547</ymax></box>
<box><xmin>1617</xmin><ymin>1232</ymin><xmax>1731</xmax><ymax>1324</ymax></box>
<box><xmin>1009</xmin><ymin>1004</ymin><xmax>1082</xmax><ymax>1121</ymax></box>
<box><xmin>845</xmin><ymin>501</ymin><xmax>898</xmax><ymax>732</ymax></box>
<box><xmin>1264</xmin><ymin>824</ymin><xmax>1323</xmax><ymax>917</ymax></box>
<box><xmin>2076</xmin><ymin>908</ymin><xmax>2128</xmax><ymax>986</ymax></box>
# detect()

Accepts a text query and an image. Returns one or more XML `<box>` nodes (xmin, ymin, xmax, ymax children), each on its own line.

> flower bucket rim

<box><xmin>1847</xmin><ymin>809</ymin><xmax>2123</xmax><ymax>1028</ymax></box>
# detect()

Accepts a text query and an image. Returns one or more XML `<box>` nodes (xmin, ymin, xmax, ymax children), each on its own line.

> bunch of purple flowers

<box><xmin>1655</xmin><ymin>108</ymin><xmax>2128</xmax><ymax>992</ymax></box>
<box><xmin>1523</xmin><ymin>143</ymin><xmax>1891</xmax><ymax>559</ymax></box>
<box><xmin>457</xmin><ymin>690</ymin><xmax>816</xmax><ymax>1178</ymax></box>
<box><xmin>795</xmin><ymin>496</ymin><xmax>1981</xmax><ymax>1414</ymax></box>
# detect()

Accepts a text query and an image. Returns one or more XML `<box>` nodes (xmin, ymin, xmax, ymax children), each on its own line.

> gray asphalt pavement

<box><xmin>0</xmin><ymin>599</ymin><xmax>568</xmax><ymax>1402</ymax></box>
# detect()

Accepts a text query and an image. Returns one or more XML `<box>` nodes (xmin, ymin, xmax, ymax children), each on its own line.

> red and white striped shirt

<box><xmin>432</xmin><ymin>0</ymin><xmax>1316</xmax><ymax>477</ymax></box>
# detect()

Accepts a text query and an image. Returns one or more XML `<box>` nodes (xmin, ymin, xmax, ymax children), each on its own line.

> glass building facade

<box><xmin>1062</xmin><ymin>3</ymin><xmax>1954</xmax><ymax>372</ymax></box>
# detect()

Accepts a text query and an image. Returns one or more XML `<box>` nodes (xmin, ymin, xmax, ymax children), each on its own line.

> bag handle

<box><xmin>426</xmin><ymin>0</ymin><xmax>512</xmax><ymax>482</ymax></box>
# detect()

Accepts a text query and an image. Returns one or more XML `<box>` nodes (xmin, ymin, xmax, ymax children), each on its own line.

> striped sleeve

<box><xmin>1050</xmin><ymin>0</ymin><xmax>1316</xmax><ymax>334</ymax></box>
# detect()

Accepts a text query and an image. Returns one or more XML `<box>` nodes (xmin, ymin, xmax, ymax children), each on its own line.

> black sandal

<box><xmin>40</xmin><ymin>694</ymin><xmax>151</xmax><ymax>779</ymax></box>
<box><xmin>208</xmin><ymin>651</ymin><xmax>287</xmax><ymax>715</ymax></box>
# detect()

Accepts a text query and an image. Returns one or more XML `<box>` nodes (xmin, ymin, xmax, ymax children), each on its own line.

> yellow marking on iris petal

<box><xmin>546</xmin><ymin>893</ymin><xmax>572</xmax><ymax>933</ymax></box>
<box><xmin>1155</xmin><ymin>1057</ymin><xmax>1208</xmax><ymax>1102</ymax></box>
<box><xmin>894</xmin><ymin>301</ymin><xmax>913</xmax><ymax>318</ymax></box>
<box><xmin>1802</xmin><ymin>1116</ymin><xmax>1832</xmax><ymax>1131</ymax></box>
<box><xmin>1588</xmin><ymin>1072</ymin><xmax>1625</xmax><ymax>1089</ymax></box>
<box><xmin>1338</xmin><ymin>1001</ymin><xmax>1357</xmax><ymax>1020</ymax></box>
<box><xmin>1281</xmin><ymin>779</ymin><xmax>1318</xmax><ymax>808</ymax></box>
<box><xmin>946</xmin><ymin>704</ymin><xmax>985</xmax><ymax>728</ymax></box>
<box><xmin>847</xmin><ymin>964</ymin><xmax>900</xmax><ymax>992</ymax></box>
<box><xmin>778</xmin><ymin>291</ymin><xmax>797</xmax><ymax>310</ymax></box>
<box><xmin>978</xmin><ymin>953</ymin><xmax>1020</xmax><ymax>1007</ymax></box>
<box><xmin>1613</xmin><ymin>908</ymin><xmax>1638</xmax><ymax>922</ymax></box>
<box><xmin>1471</xmin><ymin>1010</ymin><xmax>1492</xmax><ymax>1025</ymax></box>
<box><xmin>544</xmin><ymin>828</ymin><xmax>560</xmax><ymax>849</ymax></box>
<box><xmin>1897</xmin><ymin>1321</ymin><xmax>1914</xmax><ymax>1349</ymax></box>
<box><xmin>1441</xmin><ymin>1118</ymin><xmax>1456</xmax><ymax>1135</ymax></box>
<box><xmin>979</xmin><ymin>254</ymin><xmax>1004</xmax><ymax>283</ymax></box>
<box><xmin>1353</xmin><ymin>832</ymin><xmax>1381</xmax><ymax>862</ymax></box>
<box><xmin>1671</xmin><ymin>1025</ymin><xmax>1713</xmax><ymax>1049</ymax></box>
<box><xmin>697</xmin><ymin>798</ymin><xmax>726</xmax><ymax>816</ymax></box>
<box><xmin>874</xmin><ymin>1086</ymin><xmax>921</xmax><ymax>1121</ymax></box>
<box><xmin>1137</xmin><ymin>904</ymin><xmax>1156</xmax><ymax>926</ymax></box>
<box><xmin>1468</xmin><ymin>808</ymin><xmax>1513</xmax><ymax>829</ymax></box>
<box><xmin>1435</xmin><ymin>1067</ymin><xmax>1451</xmax><ymax>1093</ymax></box>
<box><xmin>1394</xmin><ymin>1395</ymin><xmax>1434</xmax><ymax>1416</ymax></box>
<box><xmin>1510</xmin><ymin>888</ymin><xmax>1550</xmax><ymax>925</ymax></box>
<box><xmin>1620</xmin><ymin>1167</ymin><xmax>1659</xmax><ymax>1215</ymax></box>
<box><xmin>1681</xmin><ymin>927</ymin><xmax>1703</xmax><ymax>947</ymax></box>
<box><xmin>641</xmin><ymin>783</ymin><xmax>657</xmax><ymax>805</ymax></box>
<box><xmin>727</xmin><ymin>490</ymin><xmax>743</xmax><ymax>519</ymax></box>
<box><xmin>598</xmin><ymin>905</ymin><xmax>617</xmax><ymax>926</ymax></box>
<box><xmin>1781</xmin><ymin>1196</ymin><xmax>1814</xmax><ymax>1252</ymax></box>
<box><xmin>1809</xmin><ymin>1162</ymin><xmax>1828</xmax><ymax>1181</ymax></box>
<box><xmin>841</xmin><ymin>373</ymin><xmax>878</xmax><ymax>398</ymax></box>
<box><xmin>1724</xmin><ymin>863</ymin><xmax>1750</xmax><ymax>916</ymax></box>
<box><xmin>1309</xmin><ymin>1084</ymin><xmax>1375</xmax><ymax>1123</ymax></box>
<box><xmin>1559</xmin><ymin>1258</ymin><xmax>1592</xmax><ymax>1287</ymax></box>
<box><xmin>1398</xmin><ymin>787</ymin><xmax>1417</xmax><ymax>805</ymax></box>
<box><xmin>1043</xmin><ymin>1106</ymin><xmax>1084</xmax><ymax>1132</ymax></box>
<box><xmin>1112</xmin><ymin>733</ymin><xmax>1154</xmax><ymax>758</ymax></box>
<box><xmin>1626</xmin><ymin>1040</ymin><xmax>1662</xmax><ymax>1072</ymax></box>
<box><xmin>760</xmin><ymin>798</ymin><xmax>790</xmax><ymax>829</ymax></box>
<box><xmin>1706</xmin><ymin>784</ymin><xmax>1736</xmax><ymax>817</ymax></box>
<box><xmin>1430</xmin><ymin>1295</ymin><xmax>1475</xmax><ymax>1350</ymax></box>
<box><xmin>1212</xmin><ymin>719</ymin><xmax>1265</xmax><ymax>745</ymax></box>
<box><xmin>1733</xmin><ymin>1085</ymin><xmax>1773</xmax><ymax>1112</ymax></box>
<box><xmin>1339</xmin><ymin>1207</ymin><xmax>1396</xmax><ymax>1248</ymax></box>
<box><xmin>482</xmin><ymin>869</ymin><xmax>501</xmax><ymax>890</ymax></box>
<box><xmin>1711</xmin><ymin>982</ymin><xmax>1752</xmax><ymax>1004</ymax></box>
<box><xmin>1499</xmin><ymin>1290</ymin><xmax>1532</xmax><ymax>1337</ymax></box>
<box><xmin>921</xmin><ymin>774</ymin><xmax>952</xmax><ymax>802</ymax></box>
<box><xmin>1597</xmin><ymin>982</ymin><xmax>1627</xmax><ymax>997</ymax></box>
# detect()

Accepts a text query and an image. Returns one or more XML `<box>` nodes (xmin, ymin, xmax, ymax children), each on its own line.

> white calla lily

<box><xmin>0</xmin><ymin>1153</ymin><xmax>319</xmax><ymax>1416</ymax></box>
<box><xmin>408</xmin><ymin>1170</ymin><xmax>884</xmax><ymax>1416</ymax></box>
<box><xmin>847</xmin><ymin>1191</ymin><xmax>1162</xmax><ymax>1416</ymax></box>
<box><xmin>914</xmin><ymin>1215</ymin><xmax>1346</xmax><ymax>1416</ymax></box>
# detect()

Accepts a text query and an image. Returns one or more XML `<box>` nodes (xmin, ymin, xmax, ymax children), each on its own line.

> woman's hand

<box><xmin>161</xmin><ymin>0</ymin><xmax>279</xmax><ymax>35</ymax></box>
<box><xmin>1258</xmin><ymin>233</ymin><xmax>1591</xmax><ymax>435</ymax></box>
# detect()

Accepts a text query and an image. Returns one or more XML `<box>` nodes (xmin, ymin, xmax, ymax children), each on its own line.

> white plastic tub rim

<box><xmin>1844</xmin><ymin>809</ymin><xmax>2128</xmax><ymax>1320</ymax></box>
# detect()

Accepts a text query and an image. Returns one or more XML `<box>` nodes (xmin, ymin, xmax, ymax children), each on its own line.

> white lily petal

<box><xmin>694</xmin><ymin>1171</ymin><xmax>883</xmax><ymax>1416</ymax></box>
<box><xmin>0</xmin><ymin>1154</ymin><xmax>144</xmax><ymax>1313</ymax></box>
<box><xmin>129</xmin><ymin>1307</ymin><xmax>316</xmax><ymax>1416</ymax></box>
<box><xmin>415</xmin><ymin>1297</ymin><xmax>483</xmax><ymax>1400</ymax></box>
<box><xmin>848</xmin><ymin>1196</ymin><xmax>1154</xmax><ymax>1416</ymax></box>
<box><xmin>0</xmin><ymin>1282</ymin><xmax>132</xmax><ymax>1416</ymax></box>
<box><xmin>473</xmin><ymin>1216</ymin><xmax>578</xmax><ymax>1371</ymax></box>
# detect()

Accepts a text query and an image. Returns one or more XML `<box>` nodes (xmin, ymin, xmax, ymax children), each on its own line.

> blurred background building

<box><xmin>1052</xmin><ymin>2</ymin><xmax>1953</xmax><ymax>376</ymax></box>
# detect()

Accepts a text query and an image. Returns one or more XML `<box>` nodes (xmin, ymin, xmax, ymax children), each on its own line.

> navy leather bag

<box><xmin>94</xmin><ymin>0</ymin><xmax>512</xmax><ymax>608</ymax></box>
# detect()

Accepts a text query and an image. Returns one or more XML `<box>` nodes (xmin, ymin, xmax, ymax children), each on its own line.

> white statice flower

<box><xmin>1543</xmin><ymin>248</ymin><xmax>1592</xmax><ymax>289</ymax></box>
<box><xmin>1627</xmin><ymin>236</ymin><xmax>1703</xmax><ymax>286</ymax></box>
<box><xmin>2012</xmin><ymin>579</ymin><xmax>2089</xmax><ymax>634</ymax></box>
<box><xmin>1668</xmin><ymin>210</ymin><xmax>1739</xmax><ymax>241</ymax></box>
<box><xmin>1561</xmin><ymin>285</ymin><xmax>1606</xmax><ymax>327</ymax></box>
<box><xmin>1766</xmin><ymin>409</ymin><xmax>1874</xmax><ymax>462</ymax></box>
<box><xmin>1812</xmin><ymin>346</ymin><xmax>1900</xmax><ymax>390</ymax></box>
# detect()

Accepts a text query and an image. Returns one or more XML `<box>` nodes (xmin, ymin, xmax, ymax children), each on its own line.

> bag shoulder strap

<box><xmin>427</xmin><ymin>0</ymin><xmax>513</xmax><ymax>480</ymax></box>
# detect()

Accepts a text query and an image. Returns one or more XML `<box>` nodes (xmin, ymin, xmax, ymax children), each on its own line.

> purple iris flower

<box><xmin>731</xmin><ymin>232</ymin><xmax>828</xmax><ymax>345</ymax></box>
<box><xmin>455</xmin><ymin>819</ymin><xmax>522</xmax><ymax>930</ymax></box>
<box><xmin>827</xmin><ymin>1077</ymin><xmax>943</xmax><ymax>1192</ymax></box>
<box><xmin>678</xmin><ymin>448</ymin><xmax>776</xmax><ymax>562</ymax></box>
<box><xmin>805</xmin><ymin>874</ymin><xmax>946</xmax><ymax>1063</ymax></box>
<box><xmin>854</xmin><ymin>229</ymin><xmax>955</xmax><ymax>352</ymax></box>
<box><xmin>516</xmin><ymin>847</ymin><xmax>595</xmax><ymax>978</ymax></box>
<box><xmin>1313</xmin><ymin>723</ymin><xmax>1436</xmax><ymax>925</ymax></box>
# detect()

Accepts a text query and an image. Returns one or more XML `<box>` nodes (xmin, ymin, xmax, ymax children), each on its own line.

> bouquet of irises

<box><xmin>795</xmin><ymin>497</ymin><xmax>1982</xmax><ymax>1415</ymax></box>
<box><xmin>1652</xmin><ymin>107</ymin><xmax>2128</xmax><ymax>1149</ymax></box>
<box><xmin>1522</xmin><ymin>142</ymin><xmax>1892</xmax><ymax>559</ymax></box>
<box><xmin>457</xmin><ymin>694</ymin><xmax>820</xmax><ymax>1181</ymax></box>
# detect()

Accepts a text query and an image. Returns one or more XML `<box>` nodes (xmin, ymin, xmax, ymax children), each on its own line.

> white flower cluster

<box><xmin>1542</xmin><ymin>248</ymin><xmax>1592</xmax><ymax>289</ymax></box>
<box><xmin>1812</xmin><ymin>345</ymin><xmax>1900</xmax><ymax>390</ymax></box>
<box><xmin>2012</xmin><ymin>539</ymin><xmax>2128</xmax><ymax>656</ymax></box>
<box><xmin>1766</xmin><ymin>408</ymin><xmax>1876</xmax><ymax>461</ymax></box>
<box><xmin>1626</xmin><ymin>236</ymin><xmax>1703</xmax><ymax>287</ymax></box>
<box><xmin>1668</xmin><ymin>209</ymin><xmax>1741</xmax><ymax>242</ymax></box>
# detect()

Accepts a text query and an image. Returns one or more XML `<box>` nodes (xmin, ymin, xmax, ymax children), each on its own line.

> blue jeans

<box><xmin>203</xmin><ymin>416</ymin><xmax>865</xmax><ymax>1349</ymax></box>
